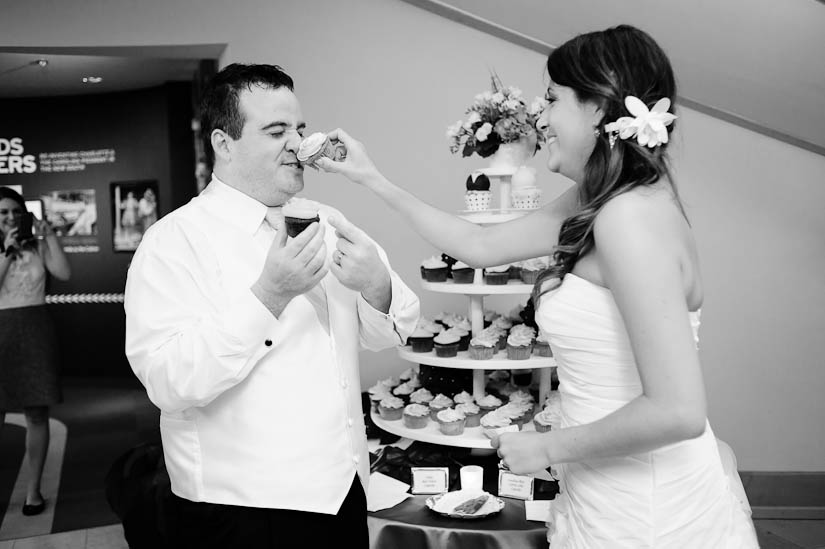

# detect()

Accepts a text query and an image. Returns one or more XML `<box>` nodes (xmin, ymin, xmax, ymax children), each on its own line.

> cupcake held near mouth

<box><xmin>296</xmin><ymin>132</ymin><xmax>347</xmax><ymax>169</ymax></box>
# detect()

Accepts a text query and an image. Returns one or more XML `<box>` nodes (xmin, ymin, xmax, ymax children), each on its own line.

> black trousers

<box><xmin>163</xmin><ymin>475</ymin><xmax>368</xmax><ymax>549</ymax></box>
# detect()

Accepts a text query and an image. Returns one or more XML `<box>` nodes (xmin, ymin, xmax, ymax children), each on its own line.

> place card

<box><xmin>498</xmin><ymin>470</ymin><xmax>535</xmax><ymax>500</ymax></box>
<box><xmin>411</xmin><ymin>466</ymin><xmax>449</xmax><ymax>494</ymax></box>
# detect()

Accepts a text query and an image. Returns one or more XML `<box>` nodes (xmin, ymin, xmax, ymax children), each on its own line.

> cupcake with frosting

<box><xmin>421</xmin><ymin>256</ymin><xmax>449</xmax><ymax>282</ymax></box>
<box><xmin>445</xmin><ymin>326</ymin><xmax>471</xmax><ymax>352</ymax></box>
<box><xmin>451</xmin><ymin>260</ymin><xmax>475</xmax><ymax>284</ymax></box>
<box><xmin>455</xmin><ymin>402</ymin><xmax>481</xmax><ymax>427</ymax></box>
<box><xmin>441</xmin><ymin>313</ymin><xmax>466</xmax><ymax>329</ymax></box>
<box><xmin>532</xmin><ymin>407</ymin><xmax>557</xmax><ymax>433</ymax></box>
<box><xmin>484</xmin><ymin>264</ymin><xmax>511</xmax><ymax>285</ymax></box>
<box><xmin>378</xmin><ymin>396</ymin><xmax>405</xmax><ymax>421</ymax></box>
<box><xmin>476</xmin><ymin>394</ymin><xmax>502</xmax><ymax>417</ymax></box>
<box><xmin>282</xmin><ymin>200</ymin><xmax>320</xmax><ymax>238</ymax></box>
<box><xmin>418</xmin><ymin>317</ymin><xmax>444</xmax><ymax>334</ymax></box>
<box><xmin>428</xmin><ymin>393</ymin><xmax>454</xmax><ymax>420</ymax></box>
<box><xmin>297</xmin><ymin>132</ymin><xmax>346</xmax><ymax>168</ymax></box>
<box><xmin>409</xmin><ymin>387</ymin><xmax>434</xmax><ymax>405</ymax></box>
<box><xmin>403</xmin><ymin>403</ymin><xmax>430</xmax><ymax>429</ymax></box>
<box><xmin>534</xmin><ymin>332</ymin><xmax>553</xmax><ymax>357</ymax></box>
<box><xmin>452</xmin><ymin>390</ymin><xmax>474</xmax><ymax>405</ymax></box>
<box><xmin>436</xmin><ymin>408</ymin><xmax>466</xmax><ymax>436</ymax></box>
<box><xmin>408</xmin><ymin>327</ymin><xmax>435</xmax><ymax>353</ymax></box>
<box><xmin>508</xmin><ymin>389</ymin><xmax>535</xmax><ymax>407</ymax></box>
<box><xmin>392</xmin><ymin>381</ymin><xmax>416</xmax><ymax>403</ymax></box>
<box><xmin>399</xmin><ymin>366</ymin><xmax>417</xmax><ymax>381</ymax></box>
<box><xmin>433</xmin><ymin>331</ymin><xmax>461</xmax><ymax>358</ymax></box>
<box><xmin>507</xmin><ymin>331</ymin><xmax>533</xmax><ymax>360</ymax></box>
<box><xmin>480</xmin><ymin>410</ymin><xmax>512</xmax><ymax>430</ymax></box>
<box><xmin>497</xmin><ymin>402</ymin><xmax>534</xmax><ymax>429</ymax></box>
<box><xmin>483</xmin><ymin>309</ymin><xmax>500</xmax><ymax>328</ymax></box>
<box><xmin>468</xmin><ymin>332</ymin><xmax>497</xmax><ymax>360</ymax></box>
<box><xmin>511</xmin><ymin>186</ymin><xmax>542</xmax><ymax>210</ymax></box>
<box><xmin>520</xmin><ymin>256</ymin><xmax>550</xmax><ymax>284</ymax></box>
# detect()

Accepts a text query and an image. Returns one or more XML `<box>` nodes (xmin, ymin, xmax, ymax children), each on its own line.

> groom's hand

<box><xmin>328</xmin><ymin>215</ymin><xmax>390</xmax><ymax>313</ymax></box>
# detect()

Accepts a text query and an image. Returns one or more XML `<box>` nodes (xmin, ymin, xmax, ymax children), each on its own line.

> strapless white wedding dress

<box><xmin>536</xmin><ymin>273</ymin><xmax>758</xmax><ymax>548</ymax></box>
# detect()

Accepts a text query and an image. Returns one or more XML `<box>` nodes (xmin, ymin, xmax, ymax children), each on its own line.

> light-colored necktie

<box><xmin>264</xmin><ymin>207</ymin><xmax>330</xmax><ymax>335</ymax></box>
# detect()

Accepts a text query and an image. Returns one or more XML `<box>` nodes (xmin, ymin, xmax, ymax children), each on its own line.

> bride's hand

<box><xmin>315</xmin><ymin>128</ymin><xmax>380</xmax><ymax>186</ymax></box>
<box><xmin>490</xmin><ymin>431</ymin><xmax>553</xmax><ymax>475</ymax></box>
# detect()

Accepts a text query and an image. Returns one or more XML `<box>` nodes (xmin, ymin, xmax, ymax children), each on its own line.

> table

<box><xmin>367</xmin><ymin>446</ymin><xmax>557</xmax><ymax>549</ymax></box>
<box><xmin>368</xmin><ymin>494</ymin><xmax>548</xmax><ymax>549</ymax></box>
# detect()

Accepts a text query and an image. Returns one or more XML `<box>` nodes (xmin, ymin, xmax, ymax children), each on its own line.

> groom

<box><xmin>124</xmin><ymin>63</ymin><xmax>419</xmax><ymax>548</ymax></box>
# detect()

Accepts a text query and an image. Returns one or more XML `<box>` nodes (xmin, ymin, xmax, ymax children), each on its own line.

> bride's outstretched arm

<box><xmin>316</xmin><ymin>129</ymin><xmax>577</xmax><ymax>267</ymax></box>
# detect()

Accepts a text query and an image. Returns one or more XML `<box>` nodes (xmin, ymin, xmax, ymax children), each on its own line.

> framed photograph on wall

<box><xmin>111</xmin><ymin>180</ymin><xmax>159</xmax><ymax>252</ymax></box>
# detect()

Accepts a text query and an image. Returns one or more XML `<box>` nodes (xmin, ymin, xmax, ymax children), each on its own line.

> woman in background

<box><xmin>0</xmin><ymin>186</ymin><xmax>71</xmax><ymax>516</ymax></box>
<box><xmin>319</xmin><ymin>25</ymin><xmax>757</xmax><ymax>548</ymax></box>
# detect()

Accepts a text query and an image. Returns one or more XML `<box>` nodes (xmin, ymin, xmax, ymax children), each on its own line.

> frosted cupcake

<box><xmin>399</xmin><ymin>367</ymin><xmax>417</xmax><ymax>381</ymax></box>
<box><xmin>451</xmin><ymin>261</ymin><xmax>475</xmax><ymax>284</ymax></box>
<box><xmin>445</xmin><ymin>327</ymin><xmax>471</xmax><ymax>351</ymax></box>
<box><xmin>534</xmin><ymin>332</ymin><xmax>553</xmax><ymax>357</ymax></box>
<box><xmin>483</xmin><ymin>310</ymin><xmax>500</xmax><ymax>328</ymax></box>
<box><xmin>436</xmin><ymin>408</ymin><xmax>466</xmax><ymax>436</ymax></box>
<box><xmin>417</xmin><ymin>317</ymin><xmax>444</xmax><ymax>335</ymax></box>
<box><xmin>378</xmin><ymin>396</ymin><xmax>405</xmax><ymax>421</ymax></box>
<box><xmin>532</xmin><ymin>408</ymin><xmax>556</xmax><ymax>433</ymax></box>
<box><xmin>468</xmin><ymin>332</ymin><xmax>497</xmax><ymax>360</ymax></box>
<box><xmin>282</xmin><ymin>200</ymin><xmax>320</xmax><ymax>238</ymax></box>
<box><xmin>511</xmin><ymin>186</ymin><xmax>542</xmax><ymax>210</ymax></box>
<box><xmin>484</xmin><ymin>264</ymin><xmax>511</xmax><ymax>285</ymax></box>
<box><xmin>507</xmin><ymin>331</ymin><xmax>533</xmax><ymax>360</ymax></box>
<box><xmin>433</xmin><ymin>331</ymin><xmax>460</xmax><ymax>358</ymax></box>
<box><xmin>480</xmin><ymin>410</ymin><xmax>512</xmax><ymax>430</ymax></box>
<box><xmin>408</xmin><ymin>327</ymin><xmax>435</xmax><ymax>353</ymax></box>
<box><xmin>296</xmin><ymin>132</ymin><xmax>346</xmax><ymax>168</ymax></box>
<box><xmin>476</xmin><ymin>394</ymin><xmax>502</xmax><ymax>417</ymax></box>
<box><xmin>429</xmin><ymin>393</ymin><xmax>454</xmax><ymax>420</ymax></box>
<box><xmin>421</xmin><ymin>256</ymin><xmax>449</xmax><ymax>282</ymax></box>
<box><xmin>452</xmin><ymin>390</ymin><xmax>474</xmax><ymax>405</ymax></box>
<box><xmin>508</xmin><ymin>389</ymin><xmax>535</xmax><ymax>407</ymax></box>
<box><xmin>403</xmin><ymin>403</ymin><xmax>430</xmax><ymax>429</ymax></box>
<box><xmin>410</xmin><ymin>387</ymin><xmax>434</xmax><ymax>405</ymax></box>
<box><xmin>520</xmin><ymin>256</ymin><xmax>550</xmax><ymax>284</ymax></box>
<box><xmin>455</xmin><ymin>402</ymin><xmax>481</xmax><ymax>427</ymax></box>
<box><xmin>392</xmin><ymin>381</ymin><xmax>416</xmax><ymax>403</ymax></box>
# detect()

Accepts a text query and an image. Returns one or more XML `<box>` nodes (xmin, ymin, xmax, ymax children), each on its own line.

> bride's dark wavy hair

<box><xmin>533</xmin><ymin>25</ymin><xmax>682</xmax><ymax>306</ymax></box>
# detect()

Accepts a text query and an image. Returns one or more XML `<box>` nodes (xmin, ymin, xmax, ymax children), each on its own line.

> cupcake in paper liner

<box><xmin>511</xmin><ymin>187</ymin><xmax>542</xmax><ymax>210</ymax></box>
<box><xmin>465</xmin><ymin>191</ymin><xmax>491</xmax><ymax>211</ymax></box>
<box><xmin>297</xmin><ymin>132</ymin><xmax>346</xmax><ymax>169</ymax></box>
<box><xmin>282</xmin><ymin>200</ymin><xmax>320</xmax><ymax>237</ymax></box>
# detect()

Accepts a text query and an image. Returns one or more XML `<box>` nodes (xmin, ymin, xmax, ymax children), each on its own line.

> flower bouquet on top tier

<box><xmin>446</xmin><ymin>72</ymin><xmax>547</xmax><ymax>159</ymax></box>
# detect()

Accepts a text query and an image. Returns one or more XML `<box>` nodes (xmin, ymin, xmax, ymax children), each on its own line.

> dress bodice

<box><xmin>536</xmin><ymin>272</ymin><xmax>700</xmax><ymax>427</ymax></box>
<box><xmin>533</xmin><ymin>273</ymin><xmax>756</xmax><ymax>548</ymax></box>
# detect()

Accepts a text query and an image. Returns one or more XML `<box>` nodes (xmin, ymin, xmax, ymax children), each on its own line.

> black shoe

<box><xmin>22</xmin><ymin>496</ymin><xmax>46</xmax><ymax>516</ymax></box>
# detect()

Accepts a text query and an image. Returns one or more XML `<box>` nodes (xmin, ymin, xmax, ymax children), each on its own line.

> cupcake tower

<box><xmin>372</xmin><ymin>246</ymin><xmax>557</xmax><ymax>449</ymax></box>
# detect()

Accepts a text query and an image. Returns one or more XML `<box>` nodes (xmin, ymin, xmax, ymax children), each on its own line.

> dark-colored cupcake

<box><xmin>451</xmin><ymin>261</ymin><xmax>475</xmax><ymax>284</ymax></box>
<box><xmin>283</xmin><ymin>202</ymin><xmax>320</xmax><ymax>237</ymax></box>
<box><xmin>484</xmin><ymin>265</ymin><xmax>510</xmax><ymax>285</ymax></box>
<box><xmin>433</xmin><ymin>331</ymin><xmax>460</xmax><ymax>358</ymax></box>
<box><xmin>408</xmin><ymin>328</ymin><xmax>435</xmax><ymax>353</ymax></box>
<box><xmin>421</xmin><ymin>256</ymin><xmax>449</xmax><ymax>282</ymax></box>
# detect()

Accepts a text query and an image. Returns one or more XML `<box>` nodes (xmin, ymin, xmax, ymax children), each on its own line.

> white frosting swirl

<box><xmin>421</xmin><ymin>256</ymin><xmax>448</xmax><ymax>269</ymax></box>
<box><xmin>436</xmin><ymin>408</ymin><xmax>465</xmax><ymax>423</ymax></box>
<box><xmin>404</xmin><ymin>403</ymin><xmax>430</xmax><ymax>417</ymax></box>
<box><xmin>379</xmin><ymin>396</ymin><xmax>404</xmax><ymax>409</ymax></box>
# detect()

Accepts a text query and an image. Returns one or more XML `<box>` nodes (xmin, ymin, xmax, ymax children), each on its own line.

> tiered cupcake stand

<box><xmin>371</xmin><ymin>208</ymin><xmax>556</xmax><ymax>449</ymax></box>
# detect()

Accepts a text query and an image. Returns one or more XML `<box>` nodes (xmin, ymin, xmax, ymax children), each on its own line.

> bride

<box><xmin>318</xmin><ymin>24</ymin><xmax>757</xmax><ymax>548</ymax></box>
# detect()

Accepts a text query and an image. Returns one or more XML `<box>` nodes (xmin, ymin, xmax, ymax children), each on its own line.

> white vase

<box><xmin>487</xmin><ymin>138</ymin><xmax>533</xmax><ymax>173</ymax></box>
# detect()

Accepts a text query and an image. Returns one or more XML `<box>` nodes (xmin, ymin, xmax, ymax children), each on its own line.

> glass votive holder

<box><xmin>460</xmin><ymin>465</ymin><xmax>484</xmax><ymax>492</ymax></box>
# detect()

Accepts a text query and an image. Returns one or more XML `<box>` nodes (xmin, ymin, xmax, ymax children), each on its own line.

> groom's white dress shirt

<box><xmin>125</xmin><ymin>177</ymin><xmax>419</xmax><ymax>513</ymax></box>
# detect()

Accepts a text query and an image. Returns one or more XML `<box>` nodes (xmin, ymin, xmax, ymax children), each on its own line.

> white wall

<box><xmin>3</xmin><ymin>0</ymin><xmax>823</xmax><ymax>471</ymax></box>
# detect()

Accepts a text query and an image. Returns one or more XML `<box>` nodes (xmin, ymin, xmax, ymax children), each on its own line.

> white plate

<box><xmin>425</xmin><ymin>490</ymin><xmax>505</xmax><ymax>519</ymax></box>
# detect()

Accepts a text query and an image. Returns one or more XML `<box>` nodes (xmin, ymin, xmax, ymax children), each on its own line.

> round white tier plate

<box><xmin>398</xmin><ymin>347</ymin><xmax>556</xmax><ymax>369</ymax></box>
<box><xmin>371</xmin><ymin>409</ymin><xmax>537</xmax><ymax>449</ymax></box>
<box><xmin>458</xmin><ymin>209</ymin><xmax>536</xmax><ymax>224</ymax></box>
<box><xmin>420</xmin><ymin>279</ymin><xmax>533</xmax><ymax>295</ymax></box>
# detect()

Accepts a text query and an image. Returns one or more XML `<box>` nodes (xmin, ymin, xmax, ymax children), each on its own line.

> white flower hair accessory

<box><xmin>604</xmin><ymin>96</ymin><xmax>677</xmax><ymax>149</ymax></box>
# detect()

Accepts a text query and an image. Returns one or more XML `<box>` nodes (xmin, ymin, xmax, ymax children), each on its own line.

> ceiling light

<box><xmin>82</xmin><ymin>76</ymin><xmax>103</xmax><ymax>84</ymax></box>
<box><xmin>35</xmin><ymin>59</ymin><xmax>48</xmax><ymax>67</ymax></box>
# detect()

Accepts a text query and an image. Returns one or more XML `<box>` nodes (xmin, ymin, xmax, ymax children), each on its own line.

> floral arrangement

<box><xmin>447</xmin><ymin>73</ymin><xmax>547</xmax><ymax>158</ymax></box>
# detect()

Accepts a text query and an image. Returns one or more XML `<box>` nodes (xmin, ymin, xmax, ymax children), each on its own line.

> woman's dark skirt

<box><xmin>0</xmin><ymin>304</ymin><xmax>62</xmax><ymax>410</ymax></box>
